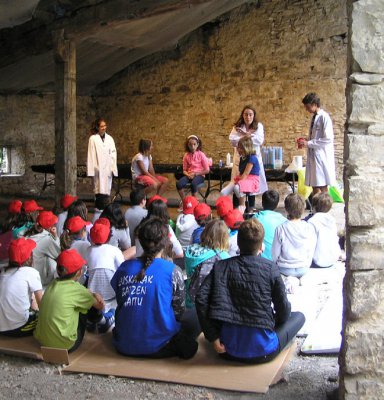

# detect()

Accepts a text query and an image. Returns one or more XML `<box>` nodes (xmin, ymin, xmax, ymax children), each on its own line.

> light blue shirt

<box><xmin>254</xmin><ymin>210</ymin><xmax>287</xmax><ymax>261</ymax></box>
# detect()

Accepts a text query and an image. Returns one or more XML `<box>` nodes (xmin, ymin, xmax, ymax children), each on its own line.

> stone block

<box><xmin>346</xmin><ymin>134</ymin><xmax>384</xmax><ymax>168</ymax></box>
<box><xmin>345</xmin><ymin>270</ymin><xmax>384</xmax><ymax>317</ymax></box>
<box><xmin>352</xmin><ymin>0</ymin><xmax>384</xmax><ymax>74</ymax></box>
<box><xmin>349</xmin><ymin>83</ymin><xmax>384</xmax><ymax>124</ymax></box>
<box><xmin>346</xmin><ymin>175</ymin><xmax>384</xmax><ymax>227</ymax></box>
<box><xmin>349</xmin><ymin>228</ymin><xmax>384</xmax><ymax>271</ymax></box>
<box><xmin>344</xmin><ymin>376</ymin><xmax>384</xmax><ymax>400</ymax></box>
<box><xmin>350</xmin><ymin>73</ymin><xmax>384</xmax><ymax>85</ymax></box>
<box><xmin>344</xmin><ymin>321</ymin><xmax>384</xmax><ymax>375</ymax></box>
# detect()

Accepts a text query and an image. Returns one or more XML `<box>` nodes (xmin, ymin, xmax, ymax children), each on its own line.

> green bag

<box><xmin>328</xmin><ymin>185</ymin><xmax>344</xmax><ymax>203</ymax></box>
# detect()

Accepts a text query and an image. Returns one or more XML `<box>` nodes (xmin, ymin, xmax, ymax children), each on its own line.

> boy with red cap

<box><xmin>215</xmin><ymin>196</ymin><xmax>233</xmax><ymax>219</ymax></box>
<box><xmin>56</xmin><ymin>194</ymin><xmax>78</xmax><ymax>237</ymax></box>
<box><xmin>34</xmin><ymin>249</ymin><xmax>106</xmax><ymax>351</ymax></box>
<box><xmin>0</xmin><ymin>238</ymin><xmax>43</xmax><ymax>337</ymax></box>
<box><xmin>191</xmin><ymin>202</ymin><xmax>212</xmax><ymax>244</ymax></box>
<box><xmin>0</xmin><ymin>200</ymin><xmax>22</xmax><ymax>233</ymax></box>
<box><xmin>85</xmin><ymin>218</ymin><xmax>124</xmax><ymax>327</ymax></box>
<box><xmin>25</xmin><ymin>211</ymin><xmax>61</xmax><ymax>287</ymax></box>
<box><xmin>223</xmin><ymin>209</ymin><xmax>244</xmax><ymax>257</ymax></box>
<box><xmin>176</xmin><ymin>196</ymin><xmax>199</xmax><ymax>249</ymax></box>
<box><xmin>12</xmin><ymin>199</ymin><xmax>44</xmax><ymax>239</ymax></box>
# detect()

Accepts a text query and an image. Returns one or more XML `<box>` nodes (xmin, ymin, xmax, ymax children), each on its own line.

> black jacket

<box><xmin>195</xmin><ymin>254</ymin><xmax>291</xmax><ymax>342</ymax></box>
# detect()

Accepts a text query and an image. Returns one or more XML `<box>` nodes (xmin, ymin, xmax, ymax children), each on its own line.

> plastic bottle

<box><xmin>219</xmin><ymin>159</ymin><xmax>223</xmax><ymax>168</ymax></box>
<box><xmin>226</xmin><ymin>152</ymin><xmax>231</xmax><ymax>166</ymax></box>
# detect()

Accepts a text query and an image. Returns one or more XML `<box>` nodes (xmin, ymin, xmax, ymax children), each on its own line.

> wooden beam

<box><xmin>54</xmin><ymin>29</ymin><xmax>77</xmax><ymax>204</ymax></box>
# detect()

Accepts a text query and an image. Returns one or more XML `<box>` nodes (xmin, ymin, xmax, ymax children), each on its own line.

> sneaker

<box><xmin>86</xmin><ymin>320</ymin><xmax>97</xmax><ymax>333</ymax></box>
<box><xmin>97</xmin><ymin>308</ymin><xmax>115</xmax><ymax>334</ymax></box>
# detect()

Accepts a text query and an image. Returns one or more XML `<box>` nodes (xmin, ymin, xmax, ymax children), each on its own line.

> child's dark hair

<box><xmin>66</xmin><ymin>200</ymin><xmax>88</xmax><ymax>222</ymax></box>
<box><xmin>237</xmin><ymin>219</ymin><xmax>264</xmax><ymax>255</ymax></box>
<box><xmin>262</xmin><ymin>190</ymin><xmax>280</xmax><ymax>211</ymax></box>
<box><xmin>60</xmin><ymin>227</ymin><xmax>86</xmax><ymax>251</ymax></box>
<box><xmin>313</xmin><ymin>192</ymin><xmax>333</xmax><ymax>213</ymax></box>
<box><xmin>135</xmin><ymin>217</ymin><xmax>169</xmax><ymax>282</ymax></box>
<box><xmin>302</xmin><ymin>92</ymin><xmax>321</xmax><ymax>107</ymax></box>
<box><xmin>1</xmin><ymin>213</ymin><xmax>20</xmax><ymax>232</ymax></box>
<box><xmin>138</xmin><ymin>139</ymin><xmax>152</xmax><ymax>154</ymax></box>
<box><xmin>234</xmin><ymin>105</ymin><xmax>258</xmax><ymax>129</ymax></box>
<box><xmin>100</xmin><ymin>202</ymin><xmax>127</xmax><ymax>229</ymax></box>
<box><xmin>284</xmin><ymin>193</ymin><xmax>305</xmax><ymax>220</ymax></box>
<box><xmin>56</xmin><ymin>265</ymin><xmax>78</xmax><ymax>280</ymax></box>
<box><xmin>185</xmin><ymin>135</ymin><xmax>202</xmax><ymax>152</ymax></box>
<box><xmin>147</xmin><ymin>199</ymin><xmax>170</xmax><ymax>224</ymax></box>
<box><xmin>24</xmin><ymin>222</ymin><xmax>44</xmax><ymax>237</ymax></box>
<box><xmin>94</xmin><ymin>194</ymin><xmax>110</xmax><ymax>211</ymax></box>
<box><xmin>130</xmin><ymin>188</ymin><xmax>146</xmax><ymax>206</ymax></box>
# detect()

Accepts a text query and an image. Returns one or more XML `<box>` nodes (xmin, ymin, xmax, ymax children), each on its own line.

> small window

<box><xmin>0</xmin><ymin>145</ymin><xmax>25</xmax><ymax>176</ymax></box>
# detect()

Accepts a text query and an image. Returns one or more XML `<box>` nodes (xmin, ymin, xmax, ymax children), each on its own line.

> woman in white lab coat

<box><xmin>87</xmin><ymin>118</ymin><xmax>118</xmax><ymax>196</ymax></box>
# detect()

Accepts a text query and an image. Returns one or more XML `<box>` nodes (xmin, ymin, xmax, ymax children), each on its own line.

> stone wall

<box><xmin>0</xmin><ymin>0</ymin><xmax>347</xmax><ymax>197</ymax></box>
<box><xmin>340</xmin><ymin>0</ymin><xmax>384</xmax><ymax>398</ymax></box>
<box><xmin>89</xmin><ymin>0</ymin><xmax>347</xmax><ymax>176</ymax></box>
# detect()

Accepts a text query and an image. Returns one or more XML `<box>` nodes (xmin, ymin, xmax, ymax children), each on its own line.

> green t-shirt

<box><xmin>34</xmin><ymin>279</ymin><xmax>94</xmax><ymax>349</ymax></box>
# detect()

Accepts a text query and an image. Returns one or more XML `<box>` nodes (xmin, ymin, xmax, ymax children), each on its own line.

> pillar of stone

<box><xmin>341</xmin><ymin>0</ymin><xmax>384</xmax><ymax>398</ymax></box>
<box><xmin>53</xmin><ymin>29</ymin><xmax>77</xmax><ymax>205</ymax></box>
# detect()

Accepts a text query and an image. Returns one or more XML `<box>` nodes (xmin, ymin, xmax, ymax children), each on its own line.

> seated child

<box><xmin>12</xmin><ymin>199</ymin><xmax>44</xmax><ymax>238</ymax></box>
<box><xmin>191</xmin><ymin>202</ymin><xmax>212</xmax><ymax>244</ymax></box>
<box><xmin>176</xmin><ymin>135</ymin><xmax>210</xmax><ymax>200</ymax></box>
<box><xmin>57</xmin><ymin>194</ymin><xmax>78</xmax><ymax>237</ymax></box>
<box><xmin>253</xmin><ymin>190</ymin><xmax>287</xmax><ymax>261</ymax></box>
<box><xmin>0</xmin><ymin>238</ymin><xmax>42</xmax><ymax>337</ymax></box>
<box><xmin>25</xmin><ymin>211</ymin><xmax>61</xmax><ymax>287</ymax></box>
<box><xmin>215</xmin><ymin>196</ymin><xmax>233</xmax><ymax>219</ymax></box>
<box><xmin>92</xmin><ymin>194</ymin><xmax>110</xmax><ymax>224</ymax></box>
<box><xmin>124</xmin><ymin>188</ymin><xmax>148</xmax><ymax>244</ymax></box>
<box><xmin>65</xmin><ymin>199</ymin><xmax>93</xmax><ymax>238</ymax></box>
<box><xmin>131</xmin><ymin>139</ymin><xmax>168</xmax><ymax>196</ymax></box>
<box><xmin>34</xmin><ymin>249</ymin><xmax>106</xmax><ymax>352</ymax></box>
<box><xmin>176</xmin><ymin>196</ymin><xmax>199</xmax><ymax>249</ymax></box>
<box><xmin>272</xmin><ymin>194</ymin><xmax>316</xmax><ymax>278</ymax></box>
<box><xmin>1</xmin><ymin>200</ymin><xmax>22</xmax><ymax>233</ymax></box>
<box><xmin>195</xmin><ymin>218</ymin><xmax>305</xmax><ymax>364</ymax></box>
<box><xmin>308</xmin><ymin>192</ymin><xmax>341</xmax><ymax>268</ymax></box>
<box><xmin>221</xmin><ymin>136</ymin><xmax>260</xmax><ymax>214</ymax></box>
<box><xmin>223</xmin><ymin>209</ymin><xmax>244</xmax><ymax>257</ymax></box>
<box><xmin>111</xmin><ymin>217</ymin><xmax>200</xmax><ymax>359</ymax></box>
<box><xmin>86</xmin><ymin>218</ymin><xmax>124</xmax><ymax>311</ymax></box>
<box><xmin>186</xmin><ymin>219</ymin><xmax>230</xmax><ymax>307</ymax></box>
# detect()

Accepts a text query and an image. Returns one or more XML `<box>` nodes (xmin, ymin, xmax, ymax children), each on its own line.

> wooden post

<box><xmin>53</xmin><ymin>29</ymin><xmax>77</xmax><ymax>205</ymax></box>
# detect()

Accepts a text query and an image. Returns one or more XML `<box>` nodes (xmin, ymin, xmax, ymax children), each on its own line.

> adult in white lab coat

<box><xmin>87</xmin><ymin>118</ymin><xmax>118</xmax><ymax>196</ymax></box>
<box><xmin>300</xmin><ymin>93</ymin><xmax>336</xmax><ymax>195</ymax></box>
<box><xmin>228</xmin><ymin>105</ymin><xmax>267</xmax><ymax>208</ymax></box>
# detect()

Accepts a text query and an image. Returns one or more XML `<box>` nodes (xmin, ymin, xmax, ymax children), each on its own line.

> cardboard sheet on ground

<box><xmin>0</xmin><ymin>333</ymin><xmax>296</xmax><ymax>393</ymax></box>
<box><xmin>301</xmin><ymin>291</ymin><xmax>342</xmax><ymax>354</ymax></box>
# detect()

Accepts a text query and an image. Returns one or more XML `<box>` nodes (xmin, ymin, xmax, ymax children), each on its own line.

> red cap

<box><xmin>23</xmin><ymin>200</ymin><xmax>44</xmax><ymax>213</ymax></box>
<box><xmin>66</xmin><ymin>216</ymin><xmax>91</xmax><ymax>233</ymax></box>
<box><xmin>57</xmin><ymin>249</ymin><xmax>86</xmax><ymax>275</ymax></box>
<box><xmin>147</xmin><ymin>194</ymin><xmax>168</xmax><ymax>207</ymax></box>
<box><xmin>182</xmin><ymin>196</ymin><xmax>199</xmax><ymax>215</ymax></box>
<box><xmin>215</xmin><ymin>196</ymin><xmax>233</xmax><ymax>218</ymax></box>
<box><xmin>37</xmin><ymin>211</ymin><xmax>58</xmax><ymax>230</ymax></box>
<box><xmin>95</xmin><ymin>217</ymin><xmax>111</xmax><ymax>228</ymax></box>
<box><xmin>8</xmin><ymin>200</ymin><xmax>22</xmax><ymax>214</ymax></box>
<box><xmin>194</xmin><ymin>203</ymin><xmax>211</xmax><ymax>221</ymax></box>
<box><xmin>9</xmin><ymin>238</ymin><xmax>36</xmax><ymax>265</ymax></box>
<box><xmin>60</xmin><ymin>194</ymin><xmax>78</xmax><ymax>209</ymax></box>
<box><xmin>223</xmin><ymin>209</ymin><xmax>244</xmax><ymax>230</ymax></box>
<box><xmin>90</xmin><ymin>220</ymin><xmax>110</xmax><ymax>244</ymax></box>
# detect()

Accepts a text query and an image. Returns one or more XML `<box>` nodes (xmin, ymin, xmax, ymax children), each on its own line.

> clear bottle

<box><xmin>226</xmin><ymin>152</ymin><xmax>231</xmax><ymax>166</ymax></box>
<box><xmin>219</xmin><ymin>159</ymin><xmax>223</xmax><ymax>168</ymax></box>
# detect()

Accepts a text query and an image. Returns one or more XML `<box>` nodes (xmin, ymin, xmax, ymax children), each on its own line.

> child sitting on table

<box><xmin>131</xmin><ymin>139</ymin><xmax>168</xmax><ymax>196</ymax></box>
<box><xmin>176</xmin><ymin>196</ymin><xmax>199</xmax><ymax>249</ymax></box>
<box><xmin>191</xmin><ymin>202</ymin><xmax>212</xmax><ymax>244</ymax></box>
<box><xmin>272</xmin><ymin>193</ymin><xmax>316</xmax><ymax>279</ymax></box>
<box><xmin>0</xmin><ymin>238</ymin><xmax>42</xmax><ymax>337</ymax></box>
<box><xmin>34</xmin><ymin>249</ymin><xmax>106</xmax><ymax>352</ymax></box>
<box><xmin>253</xmin><ymin>190</ymin><xmax>287</xmax><ymax>261</ymax></box>
<box><xmin>176</xmin><ymin>135</ymin><xmax>210</xmax><ymax>200</ymax></box>
<box><xmin>220</xmin><ymin>136</ymin><xmax>260</xmax><ymax>214</ymax></box>
<box><xmin>308</xmin><ymin>192</ymin><xmax>341</xmax><ymax>268</ymax></box>
<box><xmin>195</xmin><ymin>218</ymin><xmax>305</xmax><ymax>364</ymax></box>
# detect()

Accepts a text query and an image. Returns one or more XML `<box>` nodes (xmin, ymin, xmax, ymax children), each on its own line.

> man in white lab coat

<box><xmin>87</xmin><ymin>118</ymin><xmax>118</xmax><ymax>196</ymax></box>
<box><xmin>300</xmin><ymin>93</ymin><xmax>336</xmax><ymax>195</ymax></box>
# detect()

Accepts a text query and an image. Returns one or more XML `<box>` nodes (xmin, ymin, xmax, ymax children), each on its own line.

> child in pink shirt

<box><xmin>176</xmin><ymin>135</ymin><xmax>210</xmax><ymax>199</ymax></box>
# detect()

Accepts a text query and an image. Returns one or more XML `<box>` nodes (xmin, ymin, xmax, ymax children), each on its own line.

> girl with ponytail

<box><xmin>111</xmin><ymin>217</ymin><xmax>200</xmax><ymax>359</ymax></box>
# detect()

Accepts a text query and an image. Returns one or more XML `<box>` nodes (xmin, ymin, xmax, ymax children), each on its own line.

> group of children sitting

<box><xmin>0</xmin><ymin>185</ymin><xmax>341</xmax><ymax>363</ymax></box>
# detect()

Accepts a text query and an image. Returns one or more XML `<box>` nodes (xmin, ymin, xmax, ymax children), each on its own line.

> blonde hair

<box><xmin>200</xmin><ymin>219</ymin><xmax>229</xmax><ymax>252</ymax></box>
<box><xmin>238</xmin><ymin>136</ymin><xmax>256</xmax><ymax>157</ymax></box>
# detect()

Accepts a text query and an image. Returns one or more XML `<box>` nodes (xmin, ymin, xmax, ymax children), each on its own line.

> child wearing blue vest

<box><xmin>111</xmin><ymin>217</ymin><xmax>200</xmax><ymax>359</ymax></box>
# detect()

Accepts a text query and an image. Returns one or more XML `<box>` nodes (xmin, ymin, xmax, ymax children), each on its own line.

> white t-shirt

<box><xmin>0</xmin><ymin>267</ymin><xmax>42</xmax><ymax>331</ymax></box>
<box><xmin>56</xmin><ymin>211</ymin><xmax>68</xmax><ymax>237</ymax></box>
<box><xmin>131</xmin><ymin>153</ymin><xmax>152</xmax><ymax>180</ymax></box>
<box><xmin>228</xmin><ymin>231</ymin><xmax>239</xmax><ymax>257</ymax></box>
<box><xmin>176</xmin><ymin>214</ymin><xmax>199</xmax><ymax>249</ymax></box>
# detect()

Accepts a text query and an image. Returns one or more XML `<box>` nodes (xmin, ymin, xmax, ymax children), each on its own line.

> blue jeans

<box><xmin>176</xmin><ymin>175</ymin><xmax>205</xmax><ymax>194</ymax></box>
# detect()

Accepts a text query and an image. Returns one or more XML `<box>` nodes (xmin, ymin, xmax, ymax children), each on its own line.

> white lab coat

<box><xmin>87</xmin><ymin>133</ymin><xmax>118</xmax><ymax>195</ymax></box>
<box><xmin>229</xmin><ymin>122</ymin><xmax>267</xmax><ymax>194</ymax></box>
<box><xmin>305</xmin><ymin>109</ymin><xmax>336</xmax><ymax>187</ymax></box>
